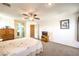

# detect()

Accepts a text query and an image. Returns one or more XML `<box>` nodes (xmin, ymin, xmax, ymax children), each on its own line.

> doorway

<box><xmin>14</xmin><ymin>20</ymin><xmax>26</xmax><ymax>38</ymax></box>
<box><xmin>30</xmin><ymin>25</ymin><xmax>35</xmax><ymax>38</ymax></box>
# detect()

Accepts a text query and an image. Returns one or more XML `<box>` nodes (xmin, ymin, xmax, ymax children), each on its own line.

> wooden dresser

<box><xmin>0</xmin><ymin>28</ymin><xmax>14</xmax><ymax>41</ymax></box>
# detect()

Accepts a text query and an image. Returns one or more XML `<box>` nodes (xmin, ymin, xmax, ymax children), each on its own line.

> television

<box><xmin>42</xmin><ymin>31</ymin><xmax>48</xmax><ymax>36</ymax></box>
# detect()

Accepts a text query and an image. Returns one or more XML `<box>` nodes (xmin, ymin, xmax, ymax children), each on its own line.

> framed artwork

<box><xmin>60</xmin><ymin>19</ymin><xmax>69</xmax><ymax>29</ymax></box>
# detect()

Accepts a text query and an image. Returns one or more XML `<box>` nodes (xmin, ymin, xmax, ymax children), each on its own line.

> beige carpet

<box><xmin>38</xmin><ymin>41</ymin><xmax>79</xmax><ymax>56</ymax></box>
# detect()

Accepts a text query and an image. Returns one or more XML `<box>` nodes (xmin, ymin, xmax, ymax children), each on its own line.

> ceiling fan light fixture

<box><xmin>22</xmin><ymin>12</ymin><xmax>39</xmax><ymax>21</ymax></box>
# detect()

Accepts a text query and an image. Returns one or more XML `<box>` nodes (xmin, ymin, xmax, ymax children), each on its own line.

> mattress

<box><xmin>0</xmin><ymin>38</ymin><xmax>43</xmax><ymax>56</ymax></box>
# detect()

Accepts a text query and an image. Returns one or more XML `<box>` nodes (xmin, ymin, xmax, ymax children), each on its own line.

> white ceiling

<box><xmin>0</xmin><ymin>3</ymin><xmax>79</xmax><ymax>19</ymax></box>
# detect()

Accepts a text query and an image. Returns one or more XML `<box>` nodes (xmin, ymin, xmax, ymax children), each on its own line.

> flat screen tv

<box><xmin>42</xmin><ymin>31</ymin><xmax>48</xmax><ymax>36</ymax></box>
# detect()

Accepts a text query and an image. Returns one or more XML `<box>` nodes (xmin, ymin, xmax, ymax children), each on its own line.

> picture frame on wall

<box><xmin>60</xmin><ymin>19</ymin><xmax>69</xmax><ymax>29</ymax></box>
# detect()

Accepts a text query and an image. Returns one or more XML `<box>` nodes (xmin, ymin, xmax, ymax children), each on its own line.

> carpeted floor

<box><xmin>38</xmin><ymin>41</ymin><xmax>79</xmax><ymax>56</ymax></box>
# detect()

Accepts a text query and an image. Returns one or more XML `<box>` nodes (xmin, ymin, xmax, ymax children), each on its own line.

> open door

<box><xmin>30</xmin><ymin>25</ymin><xmax>35</xmax><ymax>38</ymax></box>
<box><xmin>14</xmin><ymin>20</ymin><xmax>26</xmax><ymax>38</ymax></box>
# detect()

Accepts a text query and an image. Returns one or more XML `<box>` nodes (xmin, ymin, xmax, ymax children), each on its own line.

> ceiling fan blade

<box><xmin>35</xmin><ymin>18</ymin><xmax>40</xmax><ymax>20</ymax></box>
<box><xmin>2</xmin><ymin>3</ymin><xmax>11</xmax><ymax>7</ymax></box>
<box><xmin>22</xmin><ymin>13</ymin><xmax>28</xmax><ymax>16</ymax></box>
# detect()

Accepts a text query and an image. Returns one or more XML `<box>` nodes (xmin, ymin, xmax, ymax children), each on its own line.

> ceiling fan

<box><xmin>22</xmin><ymin>12</ymin><xmax>40</xmax><ymax>21</ymax></box>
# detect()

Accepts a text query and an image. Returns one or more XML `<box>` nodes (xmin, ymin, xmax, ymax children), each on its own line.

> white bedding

<box><xmin>0</xmin><ymin>38</ymin><xmax>43</xmax><ymax>56</ymax></box>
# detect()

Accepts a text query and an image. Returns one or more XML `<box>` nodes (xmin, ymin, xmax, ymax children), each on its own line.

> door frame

<box><xmin>14</xmin><ymin>20</ymin><xmax>26</xmax><ymax>38</ymax></box>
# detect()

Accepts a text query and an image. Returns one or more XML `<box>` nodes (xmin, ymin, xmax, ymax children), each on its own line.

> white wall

<box><xmin>40</xmin><ymin>11</ymin><xmax>79</xmax><ymax>48</ymax></box>
<box><xmin>0</xmin><ymin>13</ymin><xmax>15</xmax><ymax>29</ymax></box>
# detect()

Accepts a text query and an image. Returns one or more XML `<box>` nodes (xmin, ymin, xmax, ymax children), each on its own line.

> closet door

<box><xmin>30</xmin><ymin>25</ymin><xmax>35</xmax><ymax>38</ymax></box>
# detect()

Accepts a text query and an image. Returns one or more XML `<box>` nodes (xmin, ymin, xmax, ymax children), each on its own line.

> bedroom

<box><xmin>0</xmin><ymin>3</ymin><xmax>79</xmax><ymax>56</ymax></box>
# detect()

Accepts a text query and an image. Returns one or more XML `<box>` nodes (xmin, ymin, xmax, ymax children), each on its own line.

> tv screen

<box><xmin>42</xmin><ymin>31</ymin><xmax>48</xmax><ymax>36</ymax></box>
